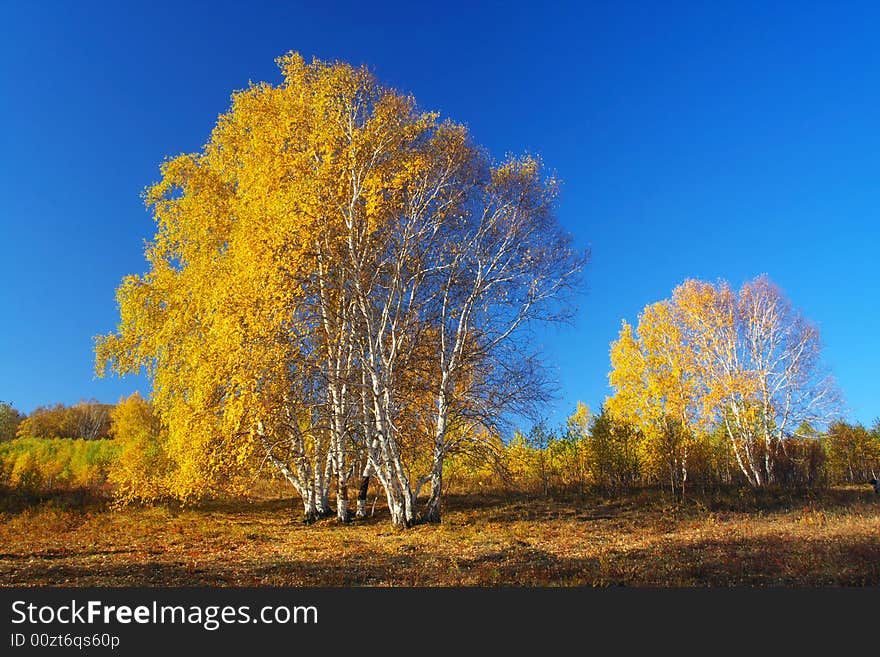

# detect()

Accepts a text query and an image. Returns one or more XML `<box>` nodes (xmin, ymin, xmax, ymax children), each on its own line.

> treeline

<box><xmin>0</xmin><ymin>399</ymin><xmax>116</xmax><ymax>494</ymax></box>
<box><xmin>0</xmin><ymin>399</ymin><xmax>112</xmax><ymax>442</ymax></box>
<box><xmin>0</xmin><ymin>396</ymin><xmax>142</xmax><ymax>496</ymax></box>
<box><xmin>447</xmin><ymin>412</ymin><xmax>879</xmax><ymax>496</ymax></box>
<box><xmin>3</xmin><ymin>394</ymin><xmax>876</xmax><ymax>500</ymax></box>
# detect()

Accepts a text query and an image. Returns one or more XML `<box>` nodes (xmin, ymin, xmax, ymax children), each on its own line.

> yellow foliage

<box><xmin>608</xmin><ymin>275</ymin><xmax>837</xmax><ymax>491</ymax></box>
<box><xmin>107</xmin><ymin>393</ymin><xmax>173</xmax><ymax>504</ymax></box>
<box><xmin>94</xmin><ymin>51</ymin><xmax>500</xmax><ymax>506</ymax></box>
<box><xmin>0</xmin><ymin>437</ymin><xmax>119</xmax><ymax>493</ymax></box>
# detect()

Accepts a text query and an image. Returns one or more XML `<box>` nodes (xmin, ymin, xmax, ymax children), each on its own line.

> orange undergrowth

<box><xmin>1</xmin><ymin>485</ymin><xmax>878</xmax><ymax>586</ymax></box>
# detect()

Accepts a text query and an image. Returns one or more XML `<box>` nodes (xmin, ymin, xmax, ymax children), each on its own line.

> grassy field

<box><xmin>1</xmin><ymin>486</ymin><xmax>879</xmax><ymax>586</ymax></box>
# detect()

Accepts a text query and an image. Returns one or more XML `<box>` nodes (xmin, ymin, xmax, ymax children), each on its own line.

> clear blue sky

<box><xmin>1</xmin><ymin>1</ymin><xmax>877</xmax><ymax>427</ymax></box>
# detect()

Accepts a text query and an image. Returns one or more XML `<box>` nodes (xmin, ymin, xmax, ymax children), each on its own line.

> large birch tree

<box><xmin>96</xmin><ymin>52</ymin><xmax>585</xmax><ymax>526</ymax></box>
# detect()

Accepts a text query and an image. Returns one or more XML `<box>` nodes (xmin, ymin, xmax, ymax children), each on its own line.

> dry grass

<box><xmin>1</xmin><ymin>486</ymin><xmax>878</xmax><ymax>586</ymax></box>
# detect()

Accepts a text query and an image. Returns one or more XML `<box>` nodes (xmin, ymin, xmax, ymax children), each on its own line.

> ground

<box><xmin>1</xmin><ymin>486</ymin><xmax>879</xmax><ymax>586</ymax></box>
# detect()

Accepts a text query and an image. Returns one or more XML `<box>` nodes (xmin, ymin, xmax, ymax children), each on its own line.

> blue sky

<box><xmin>1</xmin><ymin>1</ymin><xmax>877</xmax><ymax>427</ymax></box>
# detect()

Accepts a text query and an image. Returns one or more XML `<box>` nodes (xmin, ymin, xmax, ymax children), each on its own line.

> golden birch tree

<box><xmin>96</xmin><ymin>52</ymin><xmax>585</xmax><ymax>526</ymax></box>
<box><xmin>608</xmin><ymin>275</ymin><xmax>839</xmax><ymax>489</ymax></box>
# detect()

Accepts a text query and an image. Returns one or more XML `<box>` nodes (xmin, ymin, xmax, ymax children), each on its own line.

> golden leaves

<box><xmin>95</xmin><ymin>52</ymin><xmax>467</xmax><ymax>503</ymax></box>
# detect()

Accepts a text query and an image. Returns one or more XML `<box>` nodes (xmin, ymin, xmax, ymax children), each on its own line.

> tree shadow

<box><xmin>0</xmin><ymin>486</ymin><xmax>110</xmax><ymax>515</ymax></box>
<box><xmin>0</xmin><ymin>545</ymin><xmax>600</xmax><ymax>587</ymax></box>
<box><xmin>593</xmin><ymin>531</ymin><xmax>880</xmax><ymax>586</ymax></box>
<box><xmin>7</xmin><ymin>527</ymin><xmax>878</xmax><ymax>586</ymax></box>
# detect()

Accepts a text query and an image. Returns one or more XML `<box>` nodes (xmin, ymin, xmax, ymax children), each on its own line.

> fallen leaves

<box><xmin>1</xmin><ymin>487</ymin><xmax>878</xmax><ymax>586</ymax></box>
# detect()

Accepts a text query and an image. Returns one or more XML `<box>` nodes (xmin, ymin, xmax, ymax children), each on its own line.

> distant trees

<box><xmin>0</xmin><ymin>402</ymin><xmax>24</xmax><ymax>442</ymax></box>
<box><xmin>582</xmin><ymin>406</ymin><xmax>642</xmax><ymax>492</ymax></box>
<box><xmin>824</xmin><ymin>420</ymin><xmax>880</xmax><ymax>484</ymax></box>
<box><xmin>15</xmin><ymin>404</ymin><xmax>72</xmax><ymax>440</ymax></box>
<box><xmin>442</xmin><ymin>405</ymin><xmax>846</xmax><ymax>496</ymax></box>
<box><xmin>491</xmin><ymin>405</ymin><xmax>644</xmax><ymax>495</ymax></box>
<box><xmin>0</xmin><ymin>400</ymin><xmax>117</xmax><ymax>494</ymax></box>
<box><xmin>15</xmin><ymin>400</ymin><xmax>111</xmax><ymax>441</ymax></box>
<box><xmin>75</xmin><ymin>400</ymin><xmax>112</xmax><ymax>441</ymax></box>
<box><xmin>608</xmin><ymin>275</ymin><xmax>840</xmax><ymax>491</ymax></box>
<box><xmin>1</xmin><ymin>391</ymin><xmax>875</xmax><ymax>499</ymax></box>
<box><xmin>95</xmin><ymin>52</ymin><xmax>584</xmax><ymax>526</ymax></box>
